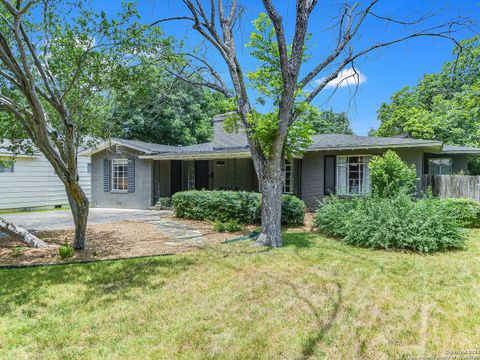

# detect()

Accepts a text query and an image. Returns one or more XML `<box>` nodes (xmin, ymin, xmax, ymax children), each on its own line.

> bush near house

<box><xmin>172</xmin><ymin>190</ymin><xmax>306</xmax><ymax>226</ymax></box>
<box><xmin>441</xmin><ymin>198</ymin><xmax>480</xmax><ymax>228</ymax></box>
<box><xmin>314</xmin><ymin>195</ymin><xmax>465</xmax><ymax>253</ymax></box>
<box><xmin>369</xmin><ymin>150</ymin><xmax>417</xmax><ymax>198</ymax></box>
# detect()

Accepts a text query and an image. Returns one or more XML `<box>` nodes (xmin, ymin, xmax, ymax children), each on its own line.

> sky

<box><xmin>92</xmin><ymin>0</ymin><xmax>479</xmax><ymax>135</ymax></box>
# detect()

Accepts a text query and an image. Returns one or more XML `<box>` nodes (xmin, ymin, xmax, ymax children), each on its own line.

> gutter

<box><xmin>307</xmin><ymin>142</ymin><xmax>443</xmax><ymax>152</ymax></box>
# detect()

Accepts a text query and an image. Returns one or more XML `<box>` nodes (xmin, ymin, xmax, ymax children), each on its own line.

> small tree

<box><xmin>369</xmin><ymin>150</ymin><xmax>417</xmax><ymax>198</ymax></box>
<box><xmin>0</xmin><ymin>0</ymin><xmax>168</xmax><ymax>249</ymax></box>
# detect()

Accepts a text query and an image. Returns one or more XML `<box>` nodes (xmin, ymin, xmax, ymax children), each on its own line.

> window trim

<box><xmin>111</xmin><ymin>159</ymin><xmax>128</xmax><ymax>193</ymax></box>
<box><xmin>335</xmin><ymin>155</ymin><xmax>371</xmax><ymax>196</ymax></box>
<box><xmin>283</xmin><ymin>159</ymin><xmax>294</xmax><ymax>194</ymax></box>
<box><xmin>428</xmin><ymin>157</ymin><xmax>453</xmax><ymax>175</ymax></box>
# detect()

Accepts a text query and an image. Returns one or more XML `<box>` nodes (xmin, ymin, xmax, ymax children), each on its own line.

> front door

<box><xmin>171</xmin><ymin>160</ymin><xmax>183</xmax><ymax>195</ymax></box>
<box><xmin>195</xmin><ymin>160</ymin><xmax>210</xmax><ymax>190</ymax></box>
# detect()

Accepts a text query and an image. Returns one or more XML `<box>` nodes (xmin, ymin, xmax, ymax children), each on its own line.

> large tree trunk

<box><xmin>0</xmin><ymin>217</ymin><xmax>47</xmax><ymax>248</ymax></box>
<box><xmin>255</xmin><ymin>158</ymin><xmax>284</xmax><ymax>247</ymax></box>
<box><xmin>65</xmin><ymin>181</ymin><xmax>90</xmax><ymax>250</ymax></box>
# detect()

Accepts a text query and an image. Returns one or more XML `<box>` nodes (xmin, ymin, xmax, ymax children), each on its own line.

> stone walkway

<box><xmin>143</xmin><ymin>211</ymin><xmax>206</xmax><ymax>246</ymax></box>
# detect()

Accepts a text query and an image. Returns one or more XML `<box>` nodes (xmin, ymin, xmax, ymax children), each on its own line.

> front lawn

<box><xmin>1</xmin><ymin>230</ymin><xmax>479</xmax><ymax>359</ymax></box>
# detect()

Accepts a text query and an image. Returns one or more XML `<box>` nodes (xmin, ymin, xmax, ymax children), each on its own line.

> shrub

<box><xmin>314</xmin><ymin>195</ymin><xmax>465</xmax><ymax>253</ymax></box>
<box><xmin>59</xmin><ymin>239</ymin><xmax>74</xmax><ymax>260</ymax></box>
<box><xmin>171</xmin><ymin>190</ymin><xmax>305</xmax><ymax>226</ymax></box>
<box><xmin>157</xmin><ymin>197</ymin><xmax>172</xmax><ymax>208</ymax></box>
<box><xmin>369</xmin><ymin>150</ymin><xmax>417</xmax><ymax>198</ymax></box>
<box><xmin>442</xmin><ymin>198</ymin><xmax>480</xmax><ymax>228</ymax></box>
<box><xmin>313</xmin><ymin>197</ymin><xmax>359</xmax><ymax>238</ymax></box>
<box><xmin>214</xmin><ymin>220</ymin><xmax>243</xmax><ymax>233</ymax></box>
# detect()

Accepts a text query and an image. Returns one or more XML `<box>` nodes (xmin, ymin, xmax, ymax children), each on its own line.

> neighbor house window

<box><xmin>112</xmin><ymin>159</ymin><xmax>128</xmax><ymax>191</ymax></box>
<box><xmin>0</xmin><ymin>162</ymin><xmax>14</xmax><ymax>173</ymax></box>
<box><xmin>428</xmin><ymin>158</ymin><xmax>452</xmax><ymax>175</ymax></box>
<box><xmin>87</xmin><ymin>163</ymin><xmax>91</xmax><ymax>174</ymax></box>
<box><xmin>336</xmin><ymin>156</ymin><xmax>370</xmax><ymax>195</ymax></box>
<box><xmin>283</xmin><ymin>160</ymin><xmax>294</xmax><ymax>194</ymax></box>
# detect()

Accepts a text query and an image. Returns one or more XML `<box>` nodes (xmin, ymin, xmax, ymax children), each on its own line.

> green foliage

<box><xmin>213</xmin><ymin>221</ymin><xmax>243</xmax><ymax>233</ymax></box>
<box><xmin>314</xmin><ymin>195</ymin><xmax>465</xmax><ymax>253</ymax></box>
<box><xmin>441</xmin><ymin>198</ymin><xmax>480</xmax><ymax>228</ymax></box>
<box><xmin>369</xmin><ymin>150</ymin><xmax>417</xmax><ymax>198</ymax></box>
<box><xmin>171</xmin><ymin>190</ymin><xmax>306</xmax><ymax>226</ymax></box>
<box><xmin>238</xmin><ymin>14</ymin><xmax>315</xmax><ymax>159</ymax></box>
<box><xmin>373</xmin><ymin>36</ymin><xmax>480</xmax><ymax>173</ymax></box>
<box><xmin>299</xmin><ymin>108</ymin><xmax>354</xmax><ymax>135</ymax></box>
<box><xmin>59</xmin><ymin>239</ymin><xmax>74</xmax><ymax>260</ymax></box>
<box><xmin>110</xmin><ymin>65</ymin><xmax>229</xmax><ymax>145</ymax></box>
<box><xmin>157</xmin><ymin>197</ymin><xmax>172</xmax><ymax>208</ymax></box>
<box><xmin>0</xmin><ymin>0</ymin><xmax>173</xmax><ymax>151</ymax></box>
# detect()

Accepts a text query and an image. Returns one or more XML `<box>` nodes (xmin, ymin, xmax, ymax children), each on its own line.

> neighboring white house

<box><xmin>0</xmin><ymin>145</ymin><xmax>91</xmax><ymax>211</ymax></box>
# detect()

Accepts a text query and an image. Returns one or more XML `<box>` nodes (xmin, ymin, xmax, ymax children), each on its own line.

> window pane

<box><xmin>112</xmin><ymin>159</ymin><xmax>128</xmax><ymax>191</ymax></box>
<box><xmin>428</xmin><ymin>158</ymin><xmax>452</xmax><ymax>175</ymax></box>
<box><xmin>336</xmin><ymin>156</ymin><xmax>370</xmax><ymax>195</ymax></box>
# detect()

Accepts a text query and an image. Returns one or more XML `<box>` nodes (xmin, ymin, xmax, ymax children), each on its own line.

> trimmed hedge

<box><xmin>171</xmin><ymin>190</ymin><xmax>306</xmax><ymax>226</ymax></box>
<box><xmin>314</xmin><ymin>195</ymin><xmax>465</xmax><ymax>253</ymax></box>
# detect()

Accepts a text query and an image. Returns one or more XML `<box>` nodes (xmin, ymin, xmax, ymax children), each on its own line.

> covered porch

<box><xmin>150</xmin><ymin>156</ymin><xmax>301</xmax><ymax>203</ymax></box>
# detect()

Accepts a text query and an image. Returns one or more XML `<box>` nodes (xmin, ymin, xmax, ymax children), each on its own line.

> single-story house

<box><xmin>0</xmin><ymin>143</ymin><xmax>91</xmax><ymax>211</ymax></box>
<box><xmin>82</xmin><ymin>114</ymin><xmax>480</xmax><ymax>210</ymax></box>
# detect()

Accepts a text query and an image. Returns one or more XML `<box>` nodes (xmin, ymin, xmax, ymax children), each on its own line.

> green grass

<box><xmin>1</xmin><ymin>231</ymin><xmax>479</xmax><ymax>359</ymax></box>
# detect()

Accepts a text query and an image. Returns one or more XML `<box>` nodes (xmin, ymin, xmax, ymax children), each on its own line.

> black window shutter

<box><xmin>103</xmin><ymin>159</ymin><xmax>111</xmax><ymax>192</ymax></box>
<box><xmin>324</xmin><ymin>156</ymin><xmax>336</xmax><ymax>195</ymax></box>
<box><xmin>128</xmin><ymin>158</ymin><xmax>135</xmax><ymax>193</ymax></box>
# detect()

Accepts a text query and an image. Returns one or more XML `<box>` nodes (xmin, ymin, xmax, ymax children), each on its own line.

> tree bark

<box><xmin>65</xmin><ymin>181</ymin><xmax>90</xmax><ymax>250</ymax></box>
<box><xmin>0</xmin><ymin>217</ymin><xmax>47</xmax><ymax>248</ymax></box>
<box><xmin>255</xmin><ymin>156</ymin><xmax>284</xmax><ymax>247</ymax></box>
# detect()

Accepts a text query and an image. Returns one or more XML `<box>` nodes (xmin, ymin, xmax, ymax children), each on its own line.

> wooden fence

<box><xmin>421</xmin><ymin>175</ymin><xmax>480</xmax><ymax>201</ymax></box>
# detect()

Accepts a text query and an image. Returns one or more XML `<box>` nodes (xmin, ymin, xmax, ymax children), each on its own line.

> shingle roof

<box><xmin>111</xmin><ymin>138</ymin><xmax>179</xmax><ymax>154</ymax></box>
<box><xmin>441</xmin><ymin>144</ymin><xmax>480</xmax><ymax>154</ymax></box>
<box><xmin>308</xmin><ymin>134</ymin><xmax>442</xmax><ymax>151</ymax></box>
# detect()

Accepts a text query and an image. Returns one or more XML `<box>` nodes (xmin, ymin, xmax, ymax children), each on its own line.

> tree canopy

<box><xmin>373</xmin><ymin>36</ymin><xmax>480</xmax><ymax>148</ymax></box>
<box><xmin>109</xmin><ymin>66</ymin><xmax>228</xmax><ymax>145</ymax></box>
<box><xmin>301</xmin><ymin>109</ymin><xmax>354</xmax><ymax>135</ymax></box>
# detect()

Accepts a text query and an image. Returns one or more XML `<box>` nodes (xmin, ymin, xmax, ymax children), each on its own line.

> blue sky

<box><xmin>94</xmin><ymin>0</ymin><xmax>478</xmax><ymax>135</ymax></box>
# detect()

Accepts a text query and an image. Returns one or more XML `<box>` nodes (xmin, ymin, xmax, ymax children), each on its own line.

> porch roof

<box><xmin>441</xmin><ymin>144</ymin><xmax>480</xmax><ymax>154</ymax></box>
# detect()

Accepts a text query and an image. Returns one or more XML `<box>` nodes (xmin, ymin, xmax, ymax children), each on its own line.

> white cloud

<box><xmin>316</xmin><ymin>67</ymin><xmax>367</xmax><ymax>88</ymax></box>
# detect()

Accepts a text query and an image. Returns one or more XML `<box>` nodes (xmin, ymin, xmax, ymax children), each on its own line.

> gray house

<box><xmin>82</xmin><ymin>114</ymin><xmax>480</xmax><ymax>210</ymax></box>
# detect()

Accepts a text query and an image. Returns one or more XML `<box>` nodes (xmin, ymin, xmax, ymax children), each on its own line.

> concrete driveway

<box><xmin>1</xmin><ymin>208</ymin><xmax>165</xmax><ymax>233</ymax></box>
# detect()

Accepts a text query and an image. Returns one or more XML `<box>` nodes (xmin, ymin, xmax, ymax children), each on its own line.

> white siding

<box><xmin>0</xmin><ymin>155</ymin><xmax>91</xmax><ymax>210</ymax></box>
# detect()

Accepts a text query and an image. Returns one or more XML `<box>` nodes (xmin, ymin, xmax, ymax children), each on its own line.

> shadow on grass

<box><xmin>271</xmin><ymin>274</ymin><xmax>343</xmax><ymax>359</ymax></box>
<box><xmin>0</xmin><ymin>255</ymin><xmax>196</xmax><ymax>316</ymax></box>
<box><xmin>283</xmin><ymin>232</ymin><xmax>320</xmax><ymax>249</ymax></box>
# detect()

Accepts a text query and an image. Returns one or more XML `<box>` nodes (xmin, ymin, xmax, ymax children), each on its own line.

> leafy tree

<box><xmin>159</xmin><ymin>0</ymin><xmax>471</xmax><ymax>247</ymax></box>
<box><xmin>110</xmin><ymin>66</ymin><xmax>228</xmax><ymax>145</ymax></box>
<box><xmin>300</xmin><ymin>108</ymin><xmax>354</xmax><ymax>135</ymax></box>
<box><xmin>373</xmin><ymin>36</ymin><xmax>480</xmax><ymax>173</ymax></box>
<box><xmin>369</xmin><ymin>150</ymin><xmax>417</xmax><ymax>198</ymax></box>
<box><xmin>0</xmin><ymin>0</ymin><xmax>169</xmax><ymax>249</ymax></box>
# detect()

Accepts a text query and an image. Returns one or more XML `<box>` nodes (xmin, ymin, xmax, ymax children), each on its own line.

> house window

<box><xmin>336</xmin><ymin>156</ymin><xmax>370</xmax><ymax>195</ymax></box>
<box><xmin>112</xmin><ymin>159</ymin><xmax>128</xmax><ymax>191</ymax></box>
<box><xmin>283</xmin><ymin>160</ymin><xmax>294</xmax><ymax>194</ymax></box>
<box><xmin>428</xmin><ymin>158</ymin><xmax>452</xmax><ymax>175</ymax></box>
<box><xmin>0</xmin><ymin>162</ymin><xmax>14</xmax><ymax>173</ymax></box>
<box><xmin>87</xmin><ymin>163</ymin><xmax>91</xmax><ymax>174</ymax></box>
